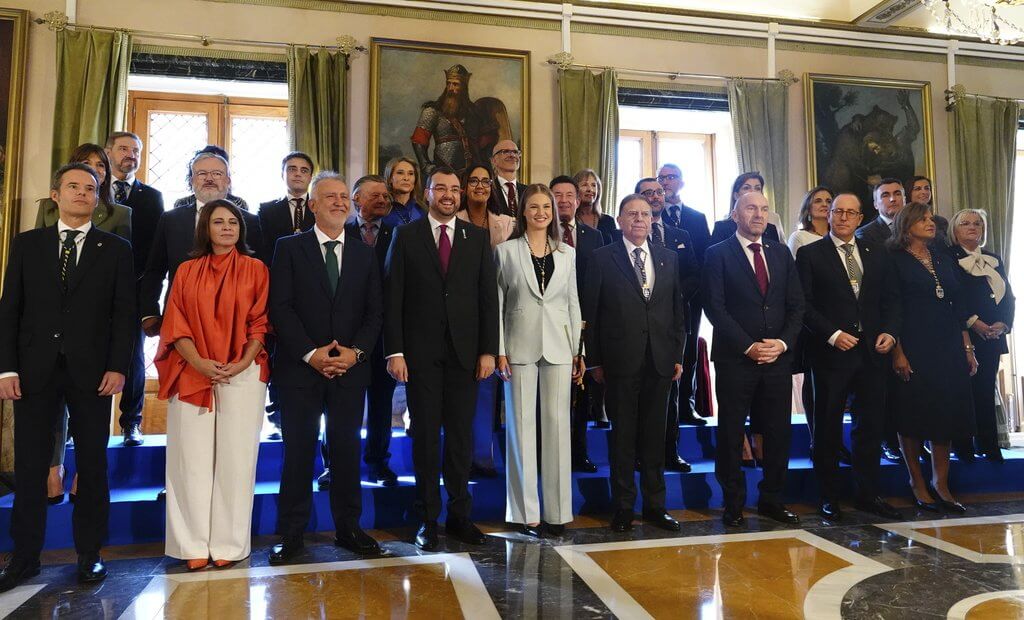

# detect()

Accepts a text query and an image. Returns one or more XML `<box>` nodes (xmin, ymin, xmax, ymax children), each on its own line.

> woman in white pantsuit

<box><xmin>495</xmin><ymin>184</ymin><xmax>584</xmax><ymax>538</ymax></box>
<box><xmin>155</xmin><ymin>200</ymin><xmax>271</xmax><ymax>570</ymax></box>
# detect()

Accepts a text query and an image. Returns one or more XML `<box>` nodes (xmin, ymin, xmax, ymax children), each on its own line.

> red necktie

<box><xmin>749</xmin><ymin>242</ymin><xmax>768</xmax><ymax>296</ymax></box>
<box><xmin>561</xmin><ymin>221</ymin><xmax>574</xmax><ymax>247</ymax></box>
<box><xmin>506</xmin><ymin>182</ymin><xmax>518</xmax><ymax>216</ymax></box>
<box><xmin>438</xmin><ymin>224</ymin><xmax>451</xmax><ymax>275</ymax></box>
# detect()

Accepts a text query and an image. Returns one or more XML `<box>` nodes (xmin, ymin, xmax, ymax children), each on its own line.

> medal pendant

<box><xmin>936</xmin><ymin>285</ymin><xmax>945</xmax><ymax>299</ymax></box>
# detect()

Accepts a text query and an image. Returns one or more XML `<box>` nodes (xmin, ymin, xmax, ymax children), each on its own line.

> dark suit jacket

<box><xmin>383</xmin><ymin>216</ymin><xmax>499</xmax><ymax>370</ymax></box>
<box><xmin>345</xmin><ymin>219</ymin><xmax>394</xmax><ymax>274</ymax></box>
<box><xmin>702</xmin><ymin>235</ymin><xmax>804</xmax><ymax>365</ymax></box>
<box><xmin>0</xmin><ymin>227</ymin><xmax>136</xmax><ymax>394</ymax></box>
<box><xmin>269</xmin><ymin>230</ymin><xmax>383</xmax><ymax>388</ymax></box>
<box><xmin>710</xmin><ymin>219</ymin><xmax>780</xmax><ymax>247</ymax></box>
<box><xmin>140</xmin><ymin>203</ymin><xmax>263</xmax><ymax>318</ymax></box>
<box><xmin>949</xmin><ymin>244</ymin><xmax>1015</xmax><ymax>357</ymax></box>
<box><xmin>583</xmin><ymin>241</ymin><xmax>686</xmax><ymax>377</ymax></box>
<box><xmin>855</xmin><ymin>217</ymin><xmax>892</xmax><ymax>246</ymax></box>
<box><xmin>572</xmin><ymin>220</ymin><xmax>605</xmax><ymax>307</ymax></box>
<box><xmin>797</xmin><ymin>236</ymin><xmax>901</xmax><ymax>368</ymax></box>
<box><xmin>493</xmin><ymin>178</ymin><xmax>526</xmax><ymax>217</ymax></box>
<box><xmin>258</xmin><ymin>196</ymin><xmax>315</xmax><ymax>266</ymax></box>
<box><xmin>666</xmin><ymin>203</ymin><xmax>711</xmax><ymax>265</ymax></box>
<box><xmin>122</xmin><ymin>179</ymin><xmax>164</xmax><ymax>280</ymax></box>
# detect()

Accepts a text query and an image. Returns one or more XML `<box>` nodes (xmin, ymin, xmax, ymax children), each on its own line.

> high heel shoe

<box><xmin>911</xmin><ymin>488</ymin><xmax>940</xmax><ymax>512</ymax></box>
<box><xmin>47</xmin><ymin>493</ymin><xmax>65</xmax><ymax>505</ymax></box>
<box><xmin>47</xmin><ymin>465</ymin><xmax>65</xmax><ymax>505</ymax></box>
<box><xmin>927</xmin><ymin>483</ymin><xmax>967</xmax><ymax>514</ymax></box>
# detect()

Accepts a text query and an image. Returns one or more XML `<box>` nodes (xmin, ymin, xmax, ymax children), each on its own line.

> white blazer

<box><xmin>495</xmin><ymin>237</ymin><xmax>582</xmax><ymax>365</ymax></box>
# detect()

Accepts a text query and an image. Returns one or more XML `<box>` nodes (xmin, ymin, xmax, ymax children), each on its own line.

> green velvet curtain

<box><xmin>558</xmin><ymin>68</ymin><xmax>618</xmax><ymax>215</ymax></box>
<box><xmin>287</xmin><ymin>46</ymin><xmax>347</xmax><ymax>174</ymax></box>
<box><xmin>51</xmin><ymin>29</ymin><xmax>132</xmax><ymax>170</ymax></box>
<box><xmin>950</xmin><ymin>94</ymin><xmax>1020</xmax><ymax>263</ymax></box>
<box><xmin>727</xmin><ymin>79</ymin><xmax>789</xmax><ymax>229</ymax></box>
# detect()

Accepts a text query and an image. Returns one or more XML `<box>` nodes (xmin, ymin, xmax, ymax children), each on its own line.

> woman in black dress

<box><xmin>948</xmin><ymin>209</ymin><xmax>1014</xmax><ymax>461</ymax></box>
<box><xmin>572</xmin><ymin>168</ymin><xmax>617</xmax><ymax>243</ymax></box>
<box><xmin>890</xmin><ymin>202</ymin><xmax>978</xmax><ymax>512</ymax></box>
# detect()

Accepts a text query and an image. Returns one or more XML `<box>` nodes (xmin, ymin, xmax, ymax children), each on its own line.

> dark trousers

<box><xmin>276</xmin><ymin>382</ymin><xmax>365</xmax><ymax>538</ymax></box>
<box><xmin>605</xmin><ymin>352</ymin><xmax>672</xmax><ymax>513</ymax></box>
<box><xmin>363</xmin><ymin>351</ymin><xmax>397</xmax><ymax>467</ymax></box>
<box><xmin>810</xmin><ymin>355</ymin><xmax>885</xmax><ymax>502</ymax></box>
<box><xmin>970</xmin><ymin>347</ymin><xmax>1001</xmax><ymax>453</ymax></box>
<box><xmin>676</xmin><ymin>299</ymin><xmax>702</xmax><ymax>417</ymax></box>
<box><xmin>715</xmin><ymin>362</ymin><xmax>792</xmax><ymax>511</ymax></box>
<box><xmin>405</xmin><ymin>354</ymin><xmax>477</xmax><ymax>522</ymax></box>
<box><xmin>570</xmin><ymin>374</ymin><xmax>596</xmax><ymax>461</ymax></box>
<box><xmin>13</xmin><ymin>362</ymin><xmax>111</xmax><ymax>560</ymax></box>
<box><xmin>117</xmin><ymin>326</ymin><xmax>146</xmax><ymax>429</ymax></box>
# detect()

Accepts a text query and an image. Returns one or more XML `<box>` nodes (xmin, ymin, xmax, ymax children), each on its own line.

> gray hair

<box><xmin>189</xmin><ymin>151</ymin><xmax>229</xmax><ymax>174</ymax></box>
<box><xmin>949</xmin><ymin>208</ymin><xmax>989</xmax><ymax>248</ymax></box>
<box><xmin>310</xmin><ymin>170</ymin><xmax>346</xmax><ymax>196</ymax></box>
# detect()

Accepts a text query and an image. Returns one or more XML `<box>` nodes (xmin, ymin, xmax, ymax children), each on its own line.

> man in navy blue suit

<box><xmin>702</xmin><ymin>191</ymin><xmax>804</xmax><ymax>527</ymax></box>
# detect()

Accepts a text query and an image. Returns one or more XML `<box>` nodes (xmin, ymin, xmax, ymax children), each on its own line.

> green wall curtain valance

<box><xmin>287</xmin><ymin>46</ymin><xmax>347</xmax><ymax>174</ymax></box>
<box><xmin>52</xmin><ymin>29</ymin><xmax>132</xmax><ymax>170</ymax></box>
<box><xmin>558</xmin><ymin>68</ymin><xmax>618</xmax><ymax>215</ymax></box>
<box><xmin>949</xmin><ymin>94</ymin><xmax>1020</xmax><ymax>263</ymax></box>
<box><xmin>727</xmin><ymin>79</ymin><xmax>789</xmax><ymax>230</ymax></box>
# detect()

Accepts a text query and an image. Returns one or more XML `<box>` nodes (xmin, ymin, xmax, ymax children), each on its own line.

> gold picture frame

<box><xmin>0</xmin><ymin>8</ymin><xmax>28</xmax><ymax>285</ymax></box>
<box><xmin>804</xmin><ymin>73</ymin><xmax>934</xmax><ymax>220</ymax></box>
<box><xmin>368</xmin><ymin>37</ymin><xmax>530</xmax><ymax>183</ymax></box>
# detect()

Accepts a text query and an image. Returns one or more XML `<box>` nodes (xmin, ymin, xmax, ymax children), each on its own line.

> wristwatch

<box><xmin>352</xmin><ymin>347</ymin><xmax>366</xmax><ymax>363</ymax></box>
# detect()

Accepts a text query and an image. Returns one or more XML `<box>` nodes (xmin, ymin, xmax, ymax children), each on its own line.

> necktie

<box><xmin>114</xmin><ymin>180</ymin><xmax>129</xmax><ymax>204</ymax></box>
<box><xmin>887</xmin><ymin>221</ymin><xmax>895</xmax><ymax>237</ymax></box>
<box><xmin>362</xmin><ymin>222</ymin><xmax>377</xmax><ymax>247</ymax></box>
<box><xmin>562</xmin><ymin>221</ymin><xmax>574</xmax><ymax>247</ymax></box>
<box><xmin>438</xmin><ymin>224</ymin><xmax>451</xmax><ymax>275</ymax></box>
<box><xmin>749</xmin><ymin>242</ymin><xmax>768</xmax><ymax>296</ymax></box>
<box><xmin>632</xmin><ymin>247</ymin><xmax>650</xmax><ymax>299</ymax></box>
<box><xmin>60</xmin><ymin>230</ymin><xmax>81</xmax><ymax>290</ymax></box>
<box><xmin>667</xmin><ymin>205</ymin><xmax>680</xmax><ymax>227</ymax></box>
<box><xmin>324</xmin><ymin>240</ymin><xmax>340</xmax><ymax>295</ymax></box>
<box><xmin>651</xmin><ymin>222</ymin><xmax>664</xmax><ymax>246</ymax></box>
<box><xmin>841</xmin><ymin>243</ymin><xmax>863</xmax><ymax>298</ymax></box>
<box><xmin>292</xmin><ymin>198</ymin><xmax>304</xmax><ymax>233</ymax></box>
<box><xmin>505</xmin><ymin>182</ymin><xmax>518</xmax><ymax>217</ymax></box>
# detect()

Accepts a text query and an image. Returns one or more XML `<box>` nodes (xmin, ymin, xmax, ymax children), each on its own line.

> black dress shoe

<box><xmin>881</xmin><ymin>444</ymin><xmax>903</xmax><ymax>463</ymax></box>
<box><xmin>757</xmin><ymin>503</ymin><xmax>800</xmax><ymax>524</ymax></box>
<box><xmin>594</xmin><ymin>420</ymin><xmax>611</xmax><ymax>429</ymax></box>
<box><xmin>367</xmin><ymin>465</ymin><xmax>398</xmax><ymax>487</ymax></box>
<box><xmin>610</xmin><ymin>510</ymin><xmax>634</xmax><ymax>532</ymax></box>
<box><xmin>665</xmin><ymin>455</ymin><xmax>692</xmax><ymax>473</ymax></box>
<box><xmin>572</xmin><ymin>457</ymin><xmax>598</xmax><ymax>473</ymax></box>
<box><xmin>335</xmin><ymin>527</ymin><xmax>382</xmax><ymax>555</ymax></box>
<box><xmin>722</xmin><ymin>511</ymin><xmax>746</xmax><ymax>527</ymax></box>
<box><xmin>468</xmin><ymin>464</ymin><xmax>498</xmax><ymax>479</ymax></box>
<box><xmin>516</xmin><ymin>523</ymin><xmax>543</xmax><ymax>538</ymax></box>
<box><xmin>818</xmin><ymin>501</ymin><xmax>842</xmax><ymax>521</ymax></box>
<box><xmin>317</xmin><ymin>469</ymin><xmax>332</xmax><ymax>491</ymax></box>
<box><xmin>854</xmin><ymin>496</ymin><xmax>903</xmax><ymax>520</ymax></box>
<box><xmin>76</xmin><ymin>555</ymin><xmax>107</xmax><ymax>583</ymax></box>
<box><xmin>122</xmin><ymin>423</ymin><xmax>144</xmax><ymax>447</ymax></box>
<box><xmin>678</xmin><ymin>412</ymin><xmax>708</xmax><ymax>426</ymax></box>
<box><xmin>0</xmin><ymin>557</ymin><xmax>40</xmax><ymax>593</ymax></box>
<box><xmin>446</xmin><ymin>518</ymin><xmax>487</xmax><ymax>545</ymax></box>
<box><xmin>268</xmin><ymin>538</ymin><xmax>305</xmax><ymax>565</ymax></box>
<box><xmin>838</xmin><ymin>446</ymin><xmax>852</xmax><ymax>465</ymax></box>
<box><xmin>642</xmin><ymin>510</ymin><xmax>681</xmax><ymax>532</ymax></box>
<box><xmin>544</xmin><ymin>523</ymin><xmax>566</xmax><ymax>537</ymax></box>
<box><xmin>415</xmin><ymin>522</ymin><xmax>439</xmax><ymax>551</ymax></box>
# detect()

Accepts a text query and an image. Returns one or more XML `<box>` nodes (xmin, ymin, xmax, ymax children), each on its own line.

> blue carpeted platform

<box><xmin>1</xmin><ymin>416</ymin><xmax>1021</xmax><ymax>551</ymax></box>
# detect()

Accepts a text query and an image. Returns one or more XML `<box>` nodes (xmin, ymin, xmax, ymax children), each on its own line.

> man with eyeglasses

<box><xmin>797</xmin><ymin>193</ymin><xmax>903</xmax><ymax>522</ymax></box>
<box><xmin>490</xmin><ymin>140</ymin><xmax>526</xmax><ymax>218</ymax></box>
<box><xmin>636</xmin><ymin>177</ymin><xmax>699</xmax><ymax>473</ymax></box>
<box><xmin>384</xmin><ymin>166</ymin><xmax>498</xmax><ymax>551</ymax></box>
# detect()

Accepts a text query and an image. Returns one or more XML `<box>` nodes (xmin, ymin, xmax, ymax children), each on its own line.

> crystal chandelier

<box><xmin>922</xmin><ymin>0</ymin><xmax>1024</xmax><ymax>45</ymax></box>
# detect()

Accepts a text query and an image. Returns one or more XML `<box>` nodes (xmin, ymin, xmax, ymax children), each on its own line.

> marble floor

<box><xmin>5</xmin><ymin>494</ymin><xmax>1024</xmax><ymax>618</ymax></box>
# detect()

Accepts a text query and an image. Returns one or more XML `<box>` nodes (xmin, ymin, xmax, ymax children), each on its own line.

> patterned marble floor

<box><xmin>5</xmin><ymin>494</ymin><xmax>1024</xmax><ymax>618</ymax></box>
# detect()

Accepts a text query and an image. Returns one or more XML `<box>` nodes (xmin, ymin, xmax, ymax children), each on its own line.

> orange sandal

<box><xmin>186</xmin><ymin>559</ymin><xmax>209</xmax><ymax>571</ymax></box>
<box><xmin>212</xmin><ymin>560</ymin><xmax>236</xmax><ymax>569</ymax></box>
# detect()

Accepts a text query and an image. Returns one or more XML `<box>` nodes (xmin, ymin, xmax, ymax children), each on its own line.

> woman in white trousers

<box><xmin>155</xmin><ymin>200</ymin><xmax>271</xmax><ymax>570</ymax></box>
<box><xmin>495</xmin><ymin>184</ymin><xmax>584</xmax><ymax>538</ymax></box>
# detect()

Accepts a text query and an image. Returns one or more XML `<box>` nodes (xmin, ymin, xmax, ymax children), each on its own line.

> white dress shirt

<box><xmin>302</xmin><ymin>225</ymin><xmax>346</xmax><ymax>364</ymax></box>
<box><xmin>736</xmin><ymin>232</ymin><xmax>769</xmax><ymax>282</ymax></box>
<box><xmin>622</xmin><ymin>236</ymin><xmax>655</xmax><ymax>293</ymax></box>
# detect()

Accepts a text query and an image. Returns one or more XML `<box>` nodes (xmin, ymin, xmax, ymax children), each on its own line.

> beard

<box><xmin>195</xmin><ymin>185</ymin><xmax>227</xmax><ymax>204</ymax></box>
<box><xmin>438</xmin><ymin>89</ymin><xmax>472</xmax><ymax>118</ymax></box>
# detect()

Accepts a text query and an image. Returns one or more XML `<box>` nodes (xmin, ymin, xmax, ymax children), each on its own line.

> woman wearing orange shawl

<box><xmin>155</xmin><ymin>200</ymin><xmax>271</xmax><ymax>570</ymax></box>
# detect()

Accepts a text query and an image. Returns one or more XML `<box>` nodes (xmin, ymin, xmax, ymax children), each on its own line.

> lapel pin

<box><xmin>96</xmin><ymin>242</ymin><xmax>102</xmax><ymax>247</ymax></box>
<box><xmin>462</xmin><ymin>229</ymin><xmax>466</xmax><ymax>239</ymax></box>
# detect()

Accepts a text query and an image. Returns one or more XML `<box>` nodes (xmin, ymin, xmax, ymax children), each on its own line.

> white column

<box><xmin>562</xmin><ymin>3</ymin><xmax>573</xmax><ymax>54</ymax></box>
<box><xmin>767</xmin><ymin>22</ymin><xmax>779</xmax><ymax>78</ymax></box>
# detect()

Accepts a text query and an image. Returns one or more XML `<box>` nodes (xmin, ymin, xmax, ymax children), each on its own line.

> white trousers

<box><xmin>165</xmin><ymin>364</ymin><xmax>266</xmax><ymax>560</ymax></box>
<box><xmin>505</xmin><ymin>361</ymin><xmax>573</xmax><ymax>525</ymax></box>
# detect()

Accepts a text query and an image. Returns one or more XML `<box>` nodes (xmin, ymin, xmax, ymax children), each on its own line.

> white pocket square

<box><xmin>676</xmin><ymin>243</ymin><xmax>686</xmax><ymax>249</ymax></box>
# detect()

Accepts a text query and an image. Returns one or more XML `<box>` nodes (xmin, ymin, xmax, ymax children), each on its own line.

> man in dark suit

<box><xmin>140</xmin><ymin>151</ymin><xmax>263</xmax><ymax>337</ymax></box>
<box><xmin>702</xmin><ymin>191</ymin><xmax>804</xmax><ymax>527</ymax></box>
<box><xmin>583</xmin><ymin>194</ymin><xmax>687</xmax><ymax>533</ymax></box>
<box><xmin>345</xmin><ymin>175</ymin><xmax>398</xmax><ymax>487</ymax></box>
<box><xmin>258</xmin><ymin>151</ymin><xmax>317</xmax><ymax>442</ymax></box>
<box><xmin>0</xmin><ymin>164</ymin><xmax>135</xmax><ymax>591</ymax></box>
<box><xmin>267</xmin><ymin>171</ymin><xmax>384</xmax><ymax>564</ymax></box>
<box><xmin>636</xmin><ymin>177</ymin><xmax>699</xmax><ymax>473</ymax></box>
<box><xmin>105</xmin><ymin>131</ymin><xmax>165</xmax><ymax>447</ymax></box>
<box><xmin>384</xmin><ymin>166</ymin><xmax>498</xmax><ymax>550</ymax></box>
<box><xmin>797</xmin><ymin>193</ymin><xmax>903</xmax><ymax>522</ymax></box>
<box><xmin>658</xmin><ymin>164</ymin><xmax>712</xmax><ymax>425</ymax></box>
<box><xmin>855</xmin><ymin>177</ymin><xmax>906</xmax><ymax>464</ymax></box>
<box><xmin>551</xmin><ymin>175</ymin><xmax>605</xmax><ymax>473</ymax></box>
<box><xmin>490</xmin><ymin>140</ymin><xmax>526</xmax><ymax>217</ymax></box>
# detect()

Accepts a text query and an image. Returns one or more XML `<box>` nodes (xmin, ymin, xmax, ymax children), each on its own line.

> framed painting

<box><xmin>368</xmin><ymin>38</ymin><xmax>530</xmax><ymax>183</ymax></box>
<box><xmin>804</xmin><ymin>74</ymin><xmax>934</xmax><ymax>220</ymax></box>
<box><xmin>0</xmin><ymin>8</ymin><xmax>27</xmax><ymax>285</ymax></box>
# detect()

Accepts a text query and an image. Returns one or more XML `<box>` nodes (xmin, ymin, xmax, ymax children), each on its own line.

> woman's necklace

<box><xmin>527</xmin><ymin>235</ymin><xmax>552</xmax><ymax>295</ymax></box>
<box><xmin>909</xmin><ymin>246</ymin><xmax>945</xmax><ymax>299</ymax></box>
<box><xmin>468</xmin><ymin>204</ymin><xmax>489</xmax><ymax>229</ymax></box>
<box><xmin>578</xmin><ymin>208</ymin><xmax>597</xmax><ymax>229</ymax></box>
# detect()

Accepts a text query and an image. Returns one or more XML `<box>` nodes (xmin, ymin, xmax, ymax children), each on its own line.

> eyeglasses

<box><xmin>656</xmin><ymin>173</ymin><xmax>679</xmax><ymax>182</ymax></box>
<box><xmin>429</xmin><ymin>185</ymin><xmax>461</xmax><ymax>195</ymax></box>
<box><xmin>830</xmin><ymin>209</ymin><xmax>862</xmax><ymax>219</ymax></box>
<box><xmin>466</xmin><ymin>177</ymin><xmax>490</xmax><ymax>187</ymax></box>
<box><xmin>621</xmin><ymin>211</ymin><xmax>652</xmax><ymax>220</ymax></box>
<box><xmin>640</xmin><ymin>189</ymin><xmax>665</xmax><ymax>197</ymax></box>
<box><xmin>193</xmin><ymin>170</ymin><xmax>226</xmax><ymax>180</ymax></box>
<box><xmin>494</xmin><ymin>149</ymin><xmax>521</xmax><ymax>157</ymax></box>
<box><xmin>359</xmin><ymin>192</ymin><xmax>389</xmax><ymax>202</ymax></box>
